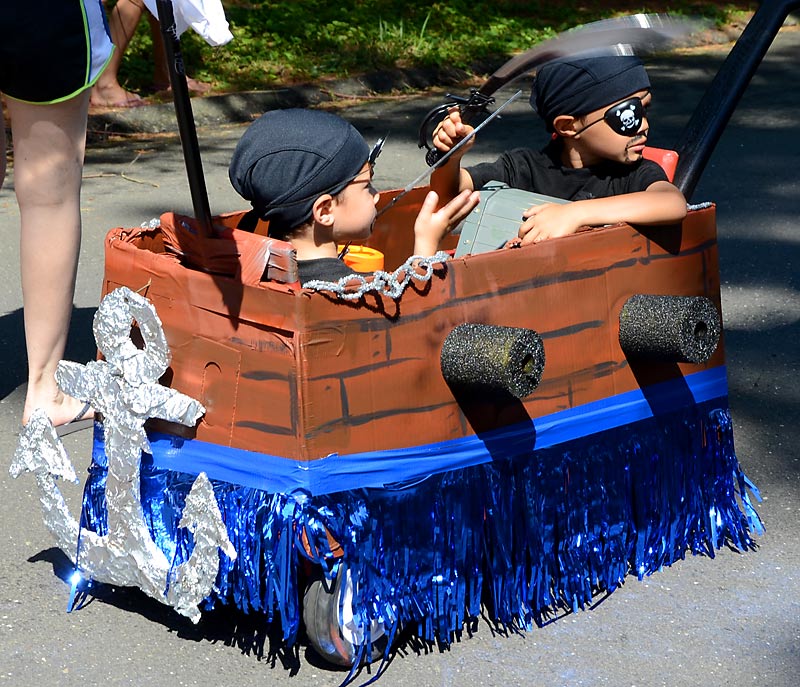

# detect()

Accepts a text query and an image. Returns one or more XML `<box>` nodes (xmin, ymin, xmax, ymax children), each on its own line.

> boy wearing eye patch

<box><xmin>431</xmin><ymin>55</ymin><xmax>687</xmax><ymax>245</ymax></box>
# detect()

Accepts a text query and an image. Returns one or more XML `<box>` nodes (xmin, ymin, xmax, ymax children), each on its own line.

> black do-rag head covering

<box><xmin>530</xmin><ymin>55</ymin><xmax>650</xmax><ymax>131</ymax></box>
<box><xmin>229</xmin><ymin>108</ymin><xmax>370</xmax><ymax>231</ymax></box>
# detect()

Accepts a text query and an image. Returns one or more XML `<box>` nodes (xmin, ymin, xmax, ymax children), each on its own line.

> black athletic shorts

<box><xmin>0</xmin><ymin>0</ymin><xmax>113</xmax><ymax>104</ymax></box>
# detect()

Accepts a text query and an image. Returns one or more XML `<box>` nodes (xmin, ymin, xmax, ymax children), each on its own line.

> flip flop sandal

<box><xmin>55</xmin><ymin>402</ymin><xmax>95</xmax><ymax>437</ymax></box>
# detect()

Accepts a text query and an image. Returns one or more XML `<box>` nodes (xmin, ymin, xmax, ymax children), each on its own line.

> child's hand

<box><xmin>413</xmin><ymin>189</ymin><xmax>480</xmax><ymax>256</ymax></box>
<box><xmin>432</xmin><ymin>107</ymin><xmax>476</xmax><ymax>158</ymax></box>
<box><xmin>518</xmin><ymin>203</ymin><xmax>583</xmax><ymax>245</ymax></box>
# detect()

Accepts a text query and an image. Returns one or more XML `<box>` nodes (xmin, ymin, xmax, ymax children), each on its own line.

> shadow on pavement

<box><xmin>0</xmin><ymin>307</ymin><xmax>98</xmax><ymax>401</ymax></box>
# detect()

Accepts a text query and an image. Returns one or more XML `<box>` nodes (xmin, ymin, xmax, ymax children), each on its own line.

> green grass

<box><xmin>120</xmin><ymin>0</ymin><xmax>757</xmax><ymax>95</ymax></box>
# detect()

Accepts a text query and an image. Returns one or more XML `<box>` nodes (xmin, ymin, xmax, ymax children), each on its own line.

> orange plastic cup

<box><xmin>339</xmin><ymin>245</ymin><xmax>385</xmax><ymax>272</ymax></box>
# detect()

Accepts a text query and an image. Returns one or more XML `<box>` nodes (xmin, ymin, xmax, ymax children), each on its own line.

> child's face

<box><xmin>331</xmin><ymin>162</ymin><xmax>380</xmax><ymax>241</ymax></box>
<box><xmin>574</xmin><ymin>90</ymin><xmax>651</xmax><ymax>165</ymax></box>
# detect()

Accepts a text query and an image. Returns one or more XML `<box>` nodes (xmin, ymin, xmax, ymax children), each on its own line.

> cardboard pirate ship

<box><xmin>17</xmin><ymin>0</ymin><xmax>799</xmax><ymax>673</ymax></box>
<box><xmin>83</xmin><ymin>166</ymin><xmax>758</xmax><ymax>662</ymax></box>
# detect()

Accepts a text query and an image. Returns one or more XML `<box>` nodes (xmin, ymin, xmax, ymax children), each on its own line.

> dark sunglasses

<box><xmin>369</xmin><ymin>136</ymin><xmax>386</xmax><ymax>166</ymax></box>
<box><xmin>576</xmin><ymin>95</ymin><xmax>648</xmax><ymax>136</ymax></box>
<box><xmin>341</xmin><ymin>136</ymin><xmax>385</xmax><ymax>192</ymax></box>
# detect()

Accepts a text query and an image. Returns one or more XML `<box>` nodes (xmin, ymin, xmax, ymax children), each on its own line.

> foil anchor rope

<box><xmin>10</xmin><ymin>287</ymin><xmax>236</xmax><ymax>623</ymax></box>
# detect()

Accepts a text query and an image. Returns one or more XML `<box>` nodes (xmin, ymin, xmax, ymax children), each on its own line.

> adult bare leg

<box><xmin>149</xmin><ymin>13</ymin><xmax>211</xmax><ymax>95</ymax></box>
<box><xmin>90</xmin><ymin>0</ymin><xmax>146</xmax><ymax>108</ymax></box>
<box><xmin>8</xmin><ymin>92</ymin><xmax>93</xmax><ymax>426</ymax></box>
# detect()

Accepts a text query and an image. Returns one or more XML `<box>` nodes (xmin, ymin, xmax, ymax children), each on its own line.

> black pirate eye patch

<box><xmin>577</xmin><ymin>96</ymin><xmax>648</xmax><ymax>136</ymax></box>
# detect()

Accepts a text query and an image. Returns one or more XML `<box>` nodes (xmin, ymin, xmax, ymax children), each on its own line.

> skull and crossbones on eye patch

<box><xmin>616</xmin><ymin>104</ymin><xmax>640</xmax><ymax>132</ymax></box>
<box><xmin>577</xmin><ymin>95</ymin><xmax>647</xmax><ymax>136</ymax></box>
<box><xmin>605</xmin><ymin>96</ymin><xmax>646</xmax><ymax>135</ymax></box>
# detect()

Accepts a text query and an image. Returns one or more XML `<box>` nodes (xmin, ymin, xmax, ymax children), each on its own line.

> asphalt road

<box><xmin>1</xmin><ymin>26</ymin><xmax>799</xmax><ymax>687</ymax></box>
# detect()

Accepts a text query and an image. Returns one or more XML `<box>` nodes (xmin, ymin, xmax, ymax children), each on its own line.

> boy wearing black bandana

<box><xmin>230</xmin><ymin>108</ymin><xmax>479</xmax><ymax>284</ymax></box>
<box><xmin>431</xmin><ymin>55</ymin><xmax>687</xmax><ymax>245</ymax></box>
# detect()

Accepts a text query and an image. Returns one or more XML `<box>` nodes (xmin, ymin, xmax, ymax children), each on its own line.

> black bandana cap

<box><xmin>229</xmin><ymin>108</ymin><xmax>370</xmax><ymax>230</ymax></box>
<box><xmin>530</xmin><ymin>55</ymin><xmax>651</xmax><ymax>131</ymax></box>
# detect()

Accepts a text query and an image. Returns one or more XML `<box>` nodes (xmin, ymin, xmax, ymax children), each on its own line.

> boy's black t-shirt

<box><xmin>298</xmin><ymin>257</ymin><xmax>358</xmax><ymax>284</ymax></box>
<box><xmin>467</xmin><ymin>141</ymin><xmax>668</xmax><ymax>201</ymax></box>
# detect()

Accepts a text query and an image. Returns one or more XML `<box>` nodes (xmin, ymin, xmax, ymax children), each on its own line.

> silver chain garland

<box><xmin>687</xmin><ymin>201</ymin><xmax>713</xmax><ymax>211</ymax></box>
<box><xmin>302</xmin><ymin>251</ymin><xmax>450</xmax><ymax>300</ymax></box>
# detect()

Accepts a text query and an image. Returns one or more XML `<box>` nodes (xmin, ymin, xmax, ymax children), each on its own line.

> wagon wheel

<box><xmin>302</xmin><ymin>564</ymin><xmax>387</xmax><ymax>667</ymax></box>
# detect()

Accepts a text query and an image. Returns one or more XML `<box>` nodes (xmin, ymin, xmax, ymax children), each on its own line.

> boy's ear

<box><xmin>553</xmin><ymin>114</ymin><xmax>580</xmax><ymax>139</ymax></box>
<box><xmin>311</xmin><ymin>194</ymin><xmax>335</xmax><ymax>226</ymax></box>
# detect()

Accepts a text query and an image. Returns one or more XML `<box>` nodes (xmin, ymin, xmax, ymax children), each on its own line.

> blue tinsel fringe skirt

<box><xmin>80</xmin><ymin>397</ymin><xmax>762</xmax><ymax>648</ymax></box>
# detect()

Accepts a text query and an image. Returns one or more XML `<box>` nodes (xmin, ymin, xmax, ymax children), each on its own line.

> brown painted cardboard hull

<box><xmin>102</xmin><ymin>201</ymin><xmax>722</xmax><ymax>462</ymax></box>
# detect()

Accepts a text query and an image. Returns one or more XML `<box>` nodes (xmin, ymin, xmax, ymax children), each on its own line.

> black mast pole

<box><xmin>673</xmin><ymin>0</ymin><xmax>800</xmax><ymax>200</ymax></box>
<box><xmin>154</xmin><ymin>0</ymin><xmax>213</xmax><ymax>237</ymax></box>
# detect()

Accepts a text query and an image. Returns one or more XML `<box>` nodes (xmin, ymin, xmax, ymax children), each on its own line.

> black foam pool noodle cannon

<box><xmin>619</xmin><ymin>294</ymin><xmax>721</xmax><ymax>364</ymax></box>
<box><xmin>440</xmin><ymin>323</ymin><xmax>546</xmax><ymax>399</ymax></box>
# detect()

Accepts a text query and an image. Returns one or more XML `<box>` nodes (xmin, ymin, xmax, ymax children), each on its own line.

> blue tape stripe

<box><xmin>136</xmin><ymin>367</ymin><xmax>729</xmax><ymax>496</ymax></box>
